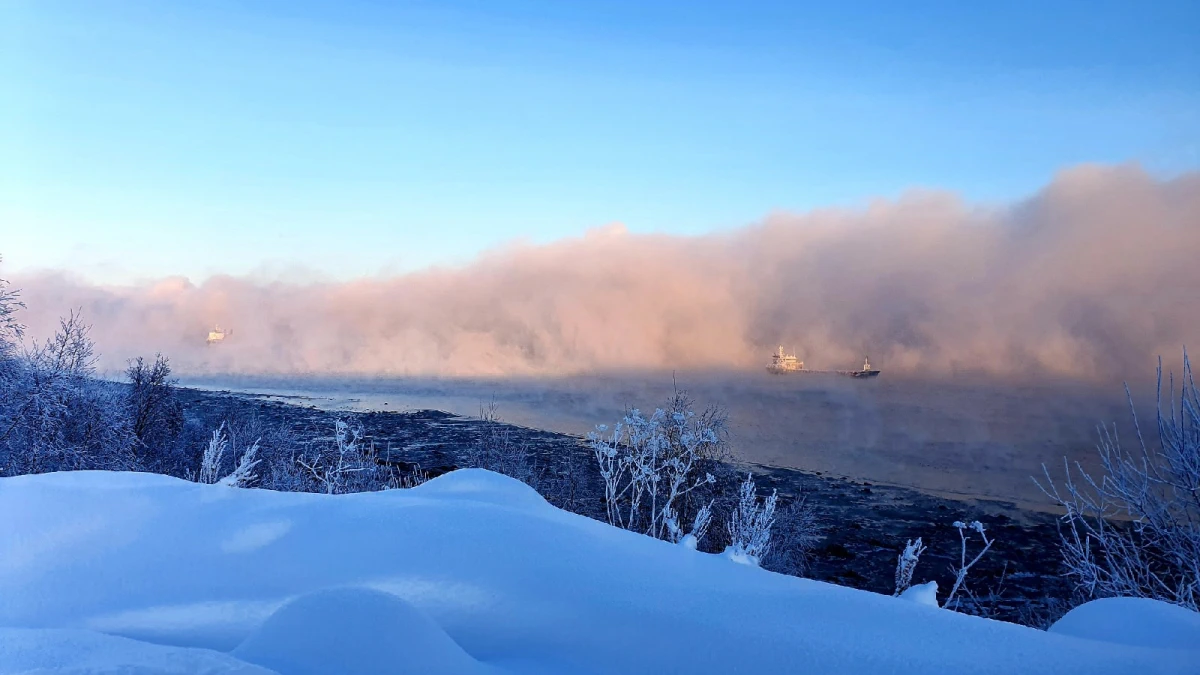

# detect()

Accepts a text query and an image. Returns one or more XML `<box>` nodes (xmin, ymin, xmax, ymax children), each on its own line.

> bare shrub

<box><xmin>544</xmin><ymin>435</ymin><xmax>591</xmax><ymax>514</ymax></box>
<box><xmin>943</xmin><ymin>520</ymin><xmax>995</xmax><ymax>610</ymax></box>
<box><xmin>761</xmin><ymin>496</ymin><xmax>821</xmax><ymax>577</ymax></box>
<box><xmin>126</xmin><ymin>354</ymin><xmax>184</xmax><ymax>467</ymax></box>
<box><xmin>463</xmin><ymin>401</ymin><xmax>541</xmax><ymax>489</ymax></box>
<box><xmin>1037</xmin><ymin>352</ymin><xmax>1200</xmax><ymax>611</ymax></box>
<box><xmin>1015</xmin><ymin>595</ymin><xmax>1077</xmax><ymax>630</ymax></box>
<box><xmin>387</xmin><ymin>466</ymin><xmax>430</xmax><ymax>489</ymax></box>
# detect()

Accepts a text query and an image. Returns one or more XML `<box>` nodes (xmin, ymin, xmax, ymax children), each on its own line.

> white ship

<box><xmin>206</xmin><ymin>325</ymin><xmax>230</xmax><ymax>345</ymax></box>
<box><xmin>766</xmin><ymin>346</ymin><xmax>804</xmax><ymax>374</ymax></box>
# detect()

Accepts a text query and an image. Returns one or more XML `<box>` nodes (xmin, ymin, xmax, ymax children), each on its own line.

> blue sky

<box><xmin>2</xmin><ymin>0</ymin><xmax>1197</xmax><ymax>284</ymax></box>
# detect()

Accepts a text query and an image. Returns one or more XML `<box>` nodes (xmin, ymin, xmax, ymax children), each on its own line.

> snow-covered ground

<box><xmin>1</xmin><ymin>470</ymin><xmax>1195</xmax><ymax>674</ymax></box>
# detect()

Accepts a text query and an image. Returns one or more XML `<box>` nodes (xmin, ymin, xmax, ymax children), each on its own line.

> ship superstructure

<box><xmin>206</xmin><ymin>325</ymin><xmax>229</xmax><ymax>345</ymax></box>
<box><xmin>766</xmin><ymin>346</ymin><xmax>804</xmax><ymax>374</ymax></box>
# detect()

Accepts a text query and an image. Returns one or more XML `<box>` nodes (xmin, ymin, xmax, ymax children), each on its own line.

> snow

<box><xmin>899</xmin><ymin>581</ymin><xmax>940</xmax><ymax>608</ymax></box>
<box><xmin>0</xmin><ymin>627</ymin><xmax>273</xmax><ymax>674</ymax></box>
<box><xmin>2</xmin><ymin>468</ymin><xmax>1197</xmax><ymax>675</ymax></box>
<box><xmin>1048</xmin><ymin>597</ymin><xmax>1200</xmax><ymax>651</ymax></box>
<box><xmin>232</xmin><ymin>588</ymin><xmax>490</xmax><ymax>675</ymax></box>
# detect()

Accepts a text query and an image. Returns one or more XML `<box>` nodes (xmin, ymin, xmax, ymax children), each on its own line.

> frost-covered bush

<box><xmin>589</xmin><ymin>393</ymin><xmax>727</xmax><ymax>542</ymax></box>
<box><xmin>665</xmin><ymin>499</ymin><xmax>714</xmax><ymax>550</ymax></box>
<box><xmin>196</xmin><ymin>425</ymin><xmax>228</xmax><ymax>484</ymax></box>
<box><xmin>0</xmin><ymin>260</ymin><xmax>25</xmax><ymax>461</ymax></box>
<box><xmin>294</xmin><ymin>419</ymin><xmax>388</xmax><ymax>494</ymax></box>
<box><xmin>894</xmin><ymin>537</ymin><xmax>926</xmax><ymax>597</ymax></box>
<box><xmin>222</xmin><ymin>439</ymin><xmax>261</xmax><ymax>487</ymax></box>
<box><xmin>1038</xmin><ymin>353</ymin><xmax>1200</xmax><ymax>611</ymax></box>
<box><xmin>723</xmin><ymin>473</ymin><xmax>778</xmax><ymax>566</ymax></box>
<box><xmin>0</xmin><ymin>311</ymin><xmax>135</xmax><ymax>475</ymax></box>
<box><xmin>0</xmin><ymin>256</ymin><xmax>22</xmax><ymax>362</ymax></box>
<box><xmin>191</xmin><ymin>422</ymin><xmax>260</xmax><ymax>487</ymax></box>
<box><xmin>891</xmin><ymin>520</ymin><xmax>996</xmax><ymax>611</ymax></box>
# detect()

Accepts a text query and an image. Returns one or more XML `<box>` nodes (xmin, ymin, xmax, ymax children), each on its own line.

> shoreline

<box><xmin>188</xmin><ymin>381</ymin><xmax>1072</xmax><ymax>513</ymax></box>
<box><xmin>179</xmin><ymin>384</ymin><xmax>1077</xmax><ymax>626</ymax></box>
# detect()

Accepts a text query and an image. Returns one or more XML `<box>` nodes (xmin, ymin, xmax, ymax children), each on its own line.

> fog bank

<box><xmin>7</xmin><ymin>164</ymin><xmax>1198</xmax><ymax>381</ymax></box>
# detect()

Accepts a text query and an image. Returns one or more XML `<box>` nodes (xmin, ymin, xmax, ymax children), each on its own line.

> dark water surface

<box><xmin>182</xmin><ymin>370</ymin><xmax>1139</xmax><ymax>506</ymax></box>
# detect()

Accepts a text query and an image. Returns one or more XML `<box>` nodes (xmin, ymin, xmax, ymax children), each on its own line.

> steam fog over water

<box><xmin>8</xmin><ymin>165</ymin><xmax>1196</xmax><ymax>506</ymax></box>
<box><xmin>11</xmin><ymin>165</ymin><xmax>1199</xmax><ymax>382</ymax></box>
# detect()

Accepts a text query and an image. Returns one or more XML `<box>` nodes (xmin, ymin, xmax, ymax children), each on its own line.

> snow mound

<box><xmin>410</xmin><ymin>468</ymin><xmax>547</xmax><ymax>509</ymax></box>
<box><xmin>1048</xmin><ymin>597</ymin><xmax>1200</xmax><ymax>651</ymax></box>
<box><xmin>2</xmin><ymin>469</ymin><xmax>1197</xmax><ymax>675</ymax></box>
<box><xmin>898</xmin><ymin>581</ymin><xmax>939</xmax><ymax>608</ymax></box>
<box><xmin>0</xmin><ymin>627</ymin><xmax>273</xmax><ymax>675</ymax></box>
<box><xmin>233</xmin><ymin>588</ymin><xmax>487</xmax><ymax>675</ymax></box>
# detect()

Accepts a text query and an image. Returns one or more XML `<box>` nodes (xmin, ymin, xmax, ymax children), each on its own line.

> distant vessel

<box><xmin>206</xmin><ymin>325</ymin><xmax>230</xmax><ymax>345</ymax></box>
<box><xmin>845</xmin><ymin>356</ymin><xmax>881</xmax><ymax>378</ymax></box>
<box><xmin>766</xmin><ymin>346</ymin><xmax>804</xmax><ymax>374</ymax></box>
<box><xmin>766</xmin><ymin>346</ymin><xmax>880</xmax><ymax>378</ymax></box>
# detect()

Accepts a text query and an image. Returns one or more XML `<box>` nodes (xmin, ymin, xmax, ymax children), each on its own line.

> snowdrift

<box><xmin>1048</xmin><ymin>597</ymin><xmax>1200</xmax><ymax>651</ymax></box>
<box><xmin>1</xmin><ymin>469</ymin><xmax>1195</xmax><ymax>674</ymax></box>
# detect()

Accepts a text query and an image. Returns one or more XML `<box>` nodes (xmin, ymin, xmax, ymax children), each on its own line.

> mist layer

<box><xmin>8</xmin><ymin>164</ymin><xmax>1198</xmax><ymax>380</ymax></box>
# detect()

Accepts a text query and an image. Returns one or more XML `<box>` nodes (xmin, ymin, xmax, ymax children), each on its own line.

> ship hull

<box><xmin>766</xmin><ymin>368</ymin><xmax>880</xmax><ymax>378</ymax></box>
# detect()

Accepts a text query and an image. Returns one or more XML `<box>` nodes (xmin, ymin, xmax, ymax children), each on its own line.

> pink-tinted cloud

<box><xmin>7</xmin><ymin>164</ymin><xmax>1198</xmax><ymax>380</ymax></box>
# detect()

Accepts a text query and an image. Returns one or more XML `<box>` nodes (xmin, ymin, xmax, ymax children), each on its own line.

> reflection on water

<box><xmin>183</xmin><ymin>370</ymin><xmax>1137</xmax><ymax>505</ymax></box>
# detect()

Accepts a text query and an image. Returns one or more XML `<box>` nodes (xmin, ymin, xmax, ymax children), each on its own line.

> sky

<box><xmin>2</xmin><ymin>0</ymin><xmax>1197</xmax><ymax>284</ymax></box>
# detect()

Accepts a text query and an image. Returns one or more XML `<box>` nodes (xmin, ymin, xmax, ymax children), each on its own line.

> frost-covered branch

<box><xmin>294</xmin><ymin>419</ymin><xmax>381</xmax><ymax>494</ymax></box>
<box><xmin>126</xmin><ymin>354</ymin><xmax>183</xmax><ymax>462</ymax></box>
<box><xmin>894</xmin><ymin>537</ymin><xmax>926</xmax><ymax>596</ymax></box>
<box><xmin>666</xmin><ymin>499</ymin><xmax>714</xmax><ymax>550</ymax></box>
<box><xmin>220</xmin><ymin>440</ymin><xmax>261</xmax><ymax>488</ymax></box>
<box><xmin>0</xmin><ymin>256</ymin><xmax>24</xmax><ymax>358</ymax></box>
<box><xmin>589</xmin><ymin>397</ymin><xmax>722</xmax><ymax>541</ymax></box>
<box><xmin>943</xmin><ymin>520</ymin><xmax>993</xmax><ymax>610</ymax></box>
<box><xmin>1036</xmin><ymin>351</ymin><xmax>1200</xmax><ymax>611</ymax></box>
<box><xmin>197</xmin><ymin>424</ymin><xmax>228</xmax><ymax>485</ymax></box>
<box><xmin>193</xmin><ymin>423</ymin><xmax>263</xmax><ymax>488</ymax></box>
<box><xmin>1</xmin><ymin>310</ymin><xmax>135</xmax><ymax>475</ymax></box>
<box><xmin>724</xmin><ymin>473</ymin><xmax>778</xmax><ymax>566</ymax></box>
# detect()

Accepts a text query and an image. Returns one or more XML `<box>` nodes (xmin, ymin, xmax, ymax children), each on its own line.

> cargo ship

<box><xmin>766</xmin><ymin>346</ymin><xmax>880</xmax><ymax>378</ymax></box>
